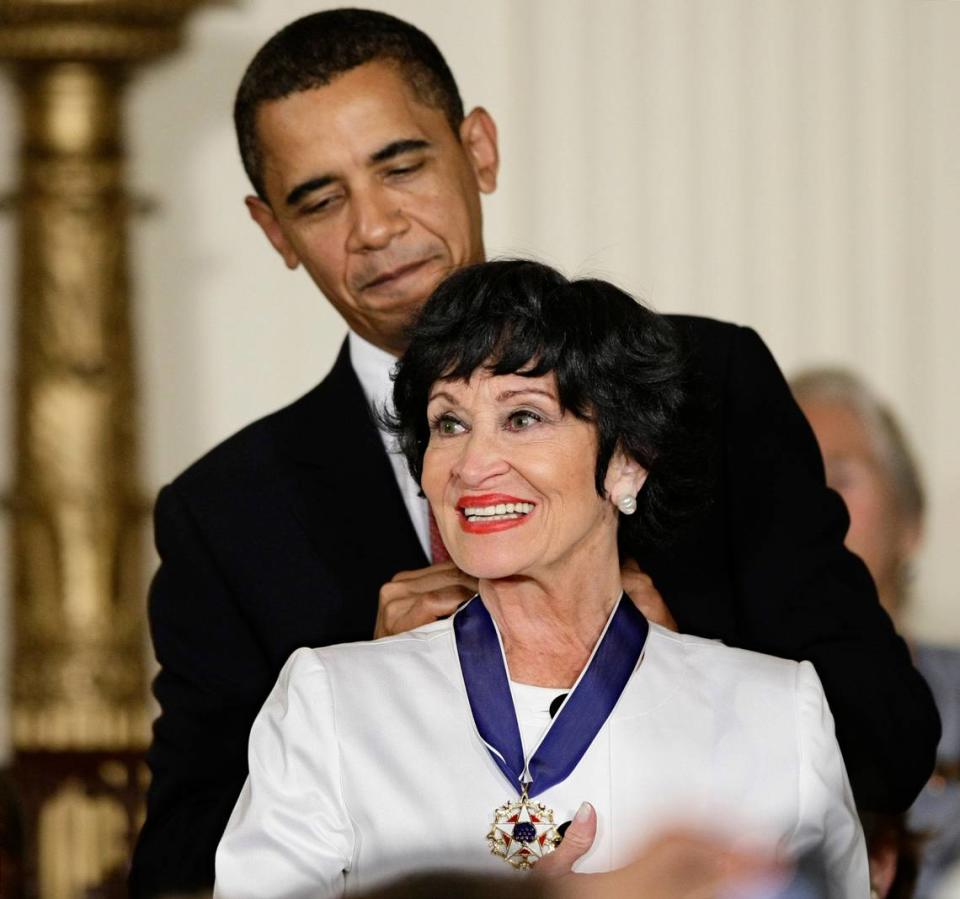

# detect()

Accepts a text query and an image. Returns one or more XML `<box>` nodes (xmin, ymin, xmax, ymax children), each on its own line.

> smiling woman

<box><xmin>214</xmin><ymin>259</ymin><xmax>870</xmax><ymax>897</ymax></box>
<box><xmin>384</xmin><ymin>263</ymin><xmax>693</xmax><ymax>616</ymax></box>
<box><xmin>390</xmin><ymin>259</ymin><xmax>699</xmax><ymax>561</ymax></box>
<box><xmin>424</xmin><ymin>369</ymin><xmax>609</xmax><ymax>584</ymax></box>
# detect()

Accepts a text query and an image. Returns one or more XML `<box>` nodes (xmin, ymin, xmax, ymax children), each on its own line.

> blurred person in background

<box><xmin>857</xmin><ymin>810</ymin><xmax>921</xmax><ymax>899</ymax></box>
<box><xmin>793</xmin><ymin>368</ymin><xmax>960</xmax><ymax>899</ymax></box>
<box><xmin>351</xmin><ymin>828</ymin><xmax>824</xmax><ymax>899</ymax></box>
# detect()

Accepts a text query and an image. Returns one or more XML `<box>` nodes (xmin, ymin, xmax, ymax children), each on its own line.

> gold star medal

<box><xmin>487</xmin><ymin>789</ymin><xmax>562</xmax><ymax>869</ymax></box>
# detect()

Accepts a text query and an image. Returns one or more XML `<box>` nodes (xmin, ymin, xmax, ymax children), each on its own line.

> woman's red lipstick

<box><xmin>456</xmin><ymin>494</ymin><xmax>536</xmax><ymax>534</ymax></box>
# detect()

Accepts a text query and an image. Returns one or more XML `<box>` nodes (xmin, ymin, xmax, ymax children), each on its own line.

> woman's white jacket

<box><xmin>214</xmin><ymin>617</ymin><xmax>869</xmax><ymax>898</ymax></box>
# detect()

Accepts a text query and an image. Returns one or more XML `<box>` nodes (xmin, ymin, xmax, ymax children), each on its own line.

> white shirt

<box><xmin>510</xmin><ymin>680</ymin><xmax>563</xmax><ymax>758</ymax></box>
<box><xmin>214</xmin><ymin>615</ymin><xmax>869</xmax><ymax>898</ymax></box>
<box><xmin>347</xmin><ymin>331</ymin><xmax>430</xmax><ymax>559</ymax></box>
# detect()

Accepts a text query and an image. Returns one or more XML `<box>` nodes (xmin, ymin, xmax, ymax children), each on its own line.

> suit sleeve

<box><xmin>723</xmin><ymin>325</ymin><xmax>939</xmax><ymax>812</ymax></box>
<box><xmin>214</xmin><ymin>648</ymin><xmax>354</xmax><ymax>899</ymax></box>
<box><xmin>129</xmin><ymin>483</ymin><xmax>276</xmax><ymax>898</ymax></box>
<box><xmin>790</xmin><ymin>662</ymin><xmax>869</xmax><ymax>898</ymax></box>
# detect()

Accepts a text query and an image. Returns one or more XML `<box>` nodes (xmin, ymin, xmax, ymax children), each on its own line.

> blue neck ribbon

<box><xmin>453</xmin><ymin>594</ymin><xmax>648</xmax><ymax>798</ymax></box>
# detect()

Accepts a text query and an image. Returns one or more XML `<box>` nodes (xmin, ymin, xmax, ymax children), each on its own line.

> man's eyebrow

<box><xmin>285</xmin><ymin>175</ymin><xmax>335</xmax><ymax>208</ymax></box>
<box><xmin>370</xmin><ymin>138</ymin><xmax>431</xmax><ymax>164</ymax></box>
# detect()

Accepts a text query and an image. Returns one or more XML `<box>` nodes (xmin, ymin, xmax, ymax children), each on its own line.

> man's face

<box><xmin>247</xmin><ymin>61</ymin><xmax>499</xmax><ymax>356</ymax></box>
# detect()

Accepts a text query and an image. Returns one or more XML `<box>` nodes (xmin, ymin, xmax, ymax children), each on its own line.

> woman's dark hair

<box><xmin>388</xmin><ymin>259</ymin><xmax>700</xmax><ymax>549</ymax></box>
<box><xmin>235</xmin><ymin>9</ymin><xmax>464</xmax><ymax>200</ymax></box>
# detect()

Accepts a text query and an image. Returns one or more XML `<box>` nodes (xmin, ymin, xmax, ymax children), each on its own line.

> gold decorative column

<box><xmin>0</xmin><ymin>2</ymin><xmax>214</xmax><ymax>896</ymax></box>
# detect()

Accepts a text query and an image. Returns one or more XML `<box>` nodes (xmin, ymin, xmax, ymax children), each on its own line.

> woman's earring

<box><xmin>616</xmin><ymin>494</ymin><xmax>637</xmax><ymax>515</ymax></box>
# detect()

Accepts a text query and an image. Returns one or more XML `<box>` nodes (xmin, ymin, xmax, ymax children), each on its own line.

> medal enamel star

<box><xmin>487</xmin><ymin>792</ymin><xmax>562</xmax><ymax>869</ymax></box>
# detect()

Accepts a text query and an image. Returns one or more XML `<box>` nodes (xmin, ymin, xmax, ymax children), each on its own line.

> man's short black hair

<box><xmin>235</xmin><ymin>8</ymin><xmax>465</xmax><ymax>201</ymax></box>
<box><xmin>388</xmin><ymin>259</ymin><xmax>701</xmax><ymax>549</ymax></box>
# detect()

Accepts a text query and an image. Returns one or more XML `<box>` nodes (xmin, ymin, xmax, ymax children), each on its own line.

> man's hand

<box><xmin>621</xmin><ymin>559</ymin><xmax>677</xmax><ymax>631</ymax></box>
<box><xmin>374</xmin><ymin>562</ymin><xmax>479</xmax><ymax>638</ymax></box>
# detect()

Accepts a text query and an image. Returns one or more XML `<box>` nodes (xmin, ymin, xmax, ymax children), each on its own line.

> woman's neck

<box><xmin>480</xmin><ymin>564</ymin><xmax>623</xmax><ymax>689</ymax></box>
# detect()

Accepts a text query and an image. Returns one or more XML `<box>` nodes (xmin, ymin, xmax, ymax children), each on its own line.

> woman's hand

<box><xmin>535</xmin><ymin>802</ymin><xmax>598</xmax><ymax>878</ymax></box>
<box><xmin>621</xmin><ymin>559</ymin><xmax>678</xmax><ymax>631</ymax></box>
<box><xmin>374</xmin><ymin>562</ymin><xmax>479</xmax><ymax>638</ymax></box>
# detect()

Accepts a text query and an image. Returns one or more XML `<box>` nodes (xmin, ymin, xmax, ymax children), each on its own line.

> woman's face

<box><xmin>421</xmin><ymin>369</ymin><xmax>624</xmax><ymax>581</ymax></box>
<box><xmin>799</xmin><ymin>397</ymin><xmax>918</xmax><ymax>611</ymax></box>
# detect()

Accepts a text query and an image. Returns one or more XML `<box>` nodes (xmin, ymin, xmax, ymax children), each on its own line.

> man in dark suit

<box><xmin>129</xmin><ymin>9</ymin><xmax>939</xmax><ymax>897</ymax></box>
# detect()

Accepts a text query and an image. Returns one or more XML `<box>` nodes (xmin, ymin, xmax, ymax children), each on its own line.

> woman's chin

<box><xmin>450</xmin><ymin>551</ymin><xmax>528</xmax><ymax>582</ymax></box>
<box><xmin>475</xmin><ymin>569</ymin><xmax>523</xmax><ymax>582</ymax></box>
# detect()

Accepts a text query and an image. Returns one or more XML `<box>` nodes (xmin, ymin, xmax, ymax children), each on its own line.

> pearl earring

<box><xmin>617</xmin><ymin>494</ymin><xmax>637</xmax><ymax>515</ymax></box>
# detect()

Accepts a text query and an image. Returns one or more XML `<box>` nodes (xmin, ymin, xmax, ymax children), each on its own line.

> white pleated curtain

<box><xmin>479</xmin><ymin>0</ymin><xmax>960</xmax><ymax>643</ymax></box>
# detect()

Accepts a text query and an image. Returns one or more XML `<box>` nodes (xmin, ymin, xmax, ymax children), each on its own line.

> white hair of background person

<box><xmin>791</xmin><ymin>368</ymin><xmax>925</xmax><ymax>528</ymax></box>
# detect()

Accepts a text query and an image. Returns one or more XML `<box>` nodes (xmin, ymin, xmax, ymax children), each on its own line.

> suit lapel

<box><xmin>273</xmin><ymin>339</ymin><xmax>429</xmax><ymax>630</ymax></box>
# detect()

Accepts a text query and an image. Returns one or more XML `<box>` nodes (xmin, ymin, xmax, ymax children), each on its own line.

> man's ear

<box><xmin>459</xmin><ymin>107</ymin><xmax>499</xmax><ymax>195</ymax></box>
<box><xmin>604</xmin><ymin>449</ymin><xmax>649</xmax><ymax>505</ymax></box>
<box><xmin>245</xmin><ymin>196</ymin><xmax>301</xmax><ymax>270</ymax></box>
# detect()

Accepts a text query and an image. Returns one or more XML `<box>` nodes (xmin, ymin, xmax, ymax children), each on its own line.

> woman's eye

<box><xmin>507</xmin><ymin>410</ymin><xmax>540</xmax><ymax>431</ymax></box>
<box><xmin>433</xmin><ymin>414</ymin><xmax>465</xmax><ymax>436</ymax></box>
